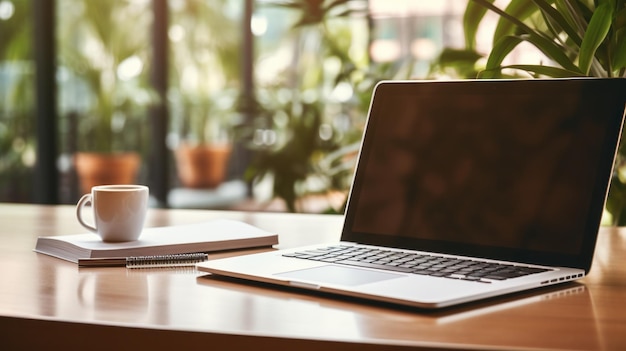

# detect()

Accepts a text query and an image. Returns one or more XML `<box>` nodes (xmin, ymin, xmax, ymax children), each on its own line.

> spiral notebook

<box><xmin>35</xmin><ymin>219</ymin><xmax>278</xmax><ymax>265</ymax></box>
<box><xmin>78</xmin><ymin>252</ymin><xmax>210</xmax><ymax>268</ymax></box>
<box><xmin>198</xmin><ymin>78</ymin><xmax>626</xmax><ymax>309</ymax></box>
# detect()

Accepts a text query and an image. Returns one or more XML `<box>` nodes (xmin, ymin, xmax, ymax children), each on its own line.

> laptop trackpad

<box><xmin>276</xmin><ymin>265</ymin><xmax>403</xmax><ymax>286</ymax></box>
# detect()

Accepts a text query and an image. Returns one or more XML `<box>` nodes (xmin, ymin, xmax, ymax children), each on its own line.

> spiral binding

<box><xmin>125</xmin><ymin>252</ymin><xmax>208</xmax><ymax>269</ymax></box>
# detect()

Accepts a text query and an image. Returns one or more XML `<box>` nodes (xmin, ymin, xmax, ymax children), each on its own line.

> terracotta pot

<box><xmin>175</xmin><ymin>143</ymin><xmax>231</xmax><ymax>188</ymax></box>
<box><xmin>74</xmin><ymin>152</ymin><xmax>141</xmax><ymax>195</ymax></box>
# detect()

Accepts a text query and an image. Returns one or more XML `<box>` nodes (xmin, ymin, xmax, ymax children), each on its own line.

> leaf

<box><xmin>484</xmin><ymin>35</ymin><xmax>524</xmax><ymax>74</ymax></box>
<box><xmin>521</xmin><ymin>32</ymin><xmax>581</xmax><ymax>72</ymax></box>
<box><xmin>613</xmin><ymin>27</ymin><xmax>626</xmax><ymax>72</ymax></box>
<box><xmin>499</xmin><ymin>64</ymin><xmax>588</xmax><ymax>77</ymax></box>
<box><xmin>554</xmin><ymin>0</ymin><xmax>588</xmax><ymax>37</ymax></box>
<box><xmin>471</xmin><ymin>0</ymin><xmax>583</xmax><ymax>75</ymax></box>
<box><xmin>464</xmin><ymin>0</ymin><xmax>494</xmax><ymax>51</ymax></box>
<box><xmin>606</xmin><ymin>175</ymin><xmax>626</xmax><ymax>225</ymax></box>
<box><xmin>532</xmin><ymin>0</ymin><xmax>582</xmax><ymax>46</ymax></box>
<box><xmin>492</xmin><ymin>0</ymin><xmax>544</xmax><ymax>42</ymax></box>
<box><xmin>471</xmin><ymin>0</ymin><xmax>550</xmax><ymax>42</ymax></box>
<box><xmin>579</xmin><ymin>2</ymin><xmax>613</xmax><ymax>75</ymax></box>
<box><xmin>612</xmin><ymin>6</ymin><xmax>626</xmax><ymax>72</ymax></box>
<box><xmin>484</xmin><ymin>32</ymin><xmax>582</xmax><ymax>77</ymax></box>
<box><xmin>437</xmin><ymin>48</ymin><xmax>484</xmax><ymax>64</ymax></box>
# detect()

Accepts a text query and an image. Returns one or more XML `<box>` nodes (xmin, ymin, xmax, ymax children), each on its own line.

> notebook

<box><xmin>197</xmin><ymin>78</ymin><xmax>626</xmax><ymax>309</ymax></box>
<box><xmin>35</xmin><ymin>219</ymin><xmax>278</xmax><ymax>264</ymax></box>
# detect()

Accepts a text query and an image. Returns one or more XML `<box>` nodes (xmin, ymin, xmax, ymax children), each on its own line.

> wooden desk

<box><xmin>1</xmin><ymin>203</ymin><xmax>625</xmax><ymax>350</ymax></box>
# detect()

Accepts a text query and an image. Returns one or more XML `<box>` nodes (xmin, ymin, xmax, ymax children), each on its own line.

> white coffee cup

<box><xmin>76</xmin><ymin>185</ymin><xmax>149</xmax><ymax>242</ymax></box>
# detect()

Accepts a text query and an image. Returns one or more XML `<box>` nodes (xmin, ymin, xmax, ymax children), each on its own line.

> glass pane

<box><xmin>168</xmin><ymin>0</ymin><xmax>242</xmax><ymax>147</ymax></box>
<box><xmin>247</xmin><ymin>0</ymin><xmax>370</xmax><ymax>212</ymax></box>
<box><xmin>0</xmin><ymin>0</ymin><xmax>35</xmax><ymax>202</ymax></box>
<box><xmin>166</xmin><ymin>0</ymin><xmax>247</xmax><ymax>208</ymax></box>
<box><xmin>56</xmin><ymin>0</ymin><xmax>154</xmax><ymax>199</ymax></box>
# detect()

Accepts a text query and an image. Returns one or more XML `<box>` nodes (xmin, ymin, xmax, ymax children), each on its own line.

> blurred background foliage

<box><xmin>0</xmin><ymin>0</ymin><xmax>35</xmax><ymax>202</ymax></box>
<box><xmin>5</xmin><ymin>0</ymin><xmax>623</xmax><ymax>223</ymax></box>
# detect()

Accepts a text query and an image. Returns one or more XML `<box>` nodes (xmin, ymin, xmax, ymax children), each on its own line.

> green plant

<box><xmin>465</xmin><ymin>0</ymin><xmax>626</xmax><ymax>78</ymax></box>
<box><xmin>0</xmin><ymin>0</ymin><xmax>36</xmax><ymax>202</ymax></box>
<box><xmin>57</xmin><ymin>0</ymin><xmax>157</xmax><ymax>153</ymax></box>
<box><xmin>246</xmin><ymin>88</ymin><xmax>333</xmax><ymax>212</ymax></box>
<box><xmin>434</xmin><ymin>0</ymin><xmax>626</xmax><ymax>224</ymax></box>
<box><xmin>168</xmin><ymin>0</ymin><xmax>240</xmax><ymax>145</ymax></box>
<box><xmin>244</xmin><ymin>0</ymin><xmax>371</xmax><ymax>212</ymax></box>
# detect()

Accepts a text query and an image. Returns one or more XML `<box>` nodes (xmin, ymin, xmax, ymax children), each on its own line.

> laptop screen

<box><xmin>342</xmin><ymin>79</ymin><xmax>626</xmax><ymax>270</ymax></box>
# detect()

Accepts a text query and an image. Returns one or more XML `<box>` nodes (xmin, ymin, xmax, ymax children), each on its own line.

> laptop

<box><xmin>197</xmin><ymin>78</ymin><xmax>626</xmax><ymax>309</ymax></box>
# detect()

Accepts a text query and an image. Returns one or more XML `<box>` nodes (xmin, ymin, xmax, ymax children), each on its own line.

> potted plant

<box><xmin>171</xmin><ymin>91</ymin><xmax>236</xmax><ymax>188</ymax></box>
<box><xmin>57</xmin><ymin>1</ymin><xmax>157</xmax><ymax>194</ymax></box>
<box><xmin>431</xmin><ymin>0</ymin><xmax>626</xmax><ymax>224</ymax></box>
<box><xmin>168</xmin><ymin>0</ymin><xmax>240</xmax><ymax>189</ymax></box>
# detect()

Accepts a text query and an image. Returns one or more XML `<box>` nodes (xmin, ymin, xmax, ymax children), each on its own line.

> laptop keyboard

<box><xmin>283</xmin><ymin>245</ymin><xmax>550</xmax><ymax>284</ymax></box>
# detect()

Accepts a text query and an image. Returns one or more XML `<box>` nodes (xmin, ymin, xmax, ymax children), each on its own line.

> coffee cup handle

<box><xmin>76</xmin><ymin>194</ymin><xmax>97</xmax><ymax>233</ymax></box>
